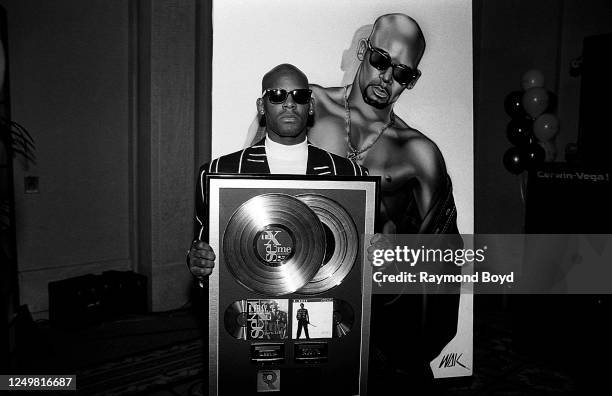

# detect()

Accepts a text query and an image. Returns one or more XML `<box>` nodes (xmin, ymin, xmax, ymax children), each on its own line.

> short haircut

<box><xmin>261</xmin><ymin>63</ymin><xmax>309</xmax><ymax>91</ymax></box>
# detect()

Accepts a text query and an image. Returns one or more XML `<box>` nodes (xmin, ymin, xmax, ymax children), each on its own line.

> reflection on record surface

<box><xmin>296</xmin><ymin>194</ymin><xmax>359</xmax><ymax>294</ymax></box>
<box><xmin>223</xmin><ymin>193</ymin><xmax>326</xmax><ymax>295</ymax></box>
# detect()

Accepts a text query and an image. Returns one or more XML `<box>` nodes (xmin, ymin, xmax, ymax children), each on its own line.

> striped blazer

<box><xmin>194</xmin><ymin>138</ymin><xmax>368</xmax><ymax>240</ymax></box>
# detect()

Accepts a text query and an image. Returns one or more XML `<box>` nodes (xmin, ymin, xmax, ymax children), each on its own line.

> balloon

<box><xmin>504</xmin><ymin>91</ymin><xmax>526</xmax><ymax>118</ymax></box>
<box><xmin>524</xmin><ymin>142</ymin><xmax>545</xmax><ymax>169</ymax></box>
<box><xmin>522</xmin><ymin>87</ymin><xmax>549</xmax><ymax>118</ymax></box>
<box><xmin>521</xmin><ymin>69</ymin><xmax>545</xmax><ymax>90</ymax></box>
<box><xmin>533</xmin><ymin>113</ymin><xmax>560</xmax><ymax>141</ymax></box>
<box><xmin>506</xmin><ymin>117</ymin><xmax>533</xmax><ymax>146</ymax></box>
<box><xmin>503</xmin><ymin>147</ymin><xmax>525</xmax><ymax>174</ymax></box>
<box><xmin>539</xmin><ymin>140</ymin><xmax>557</xmax><ymax>162</ymax></box>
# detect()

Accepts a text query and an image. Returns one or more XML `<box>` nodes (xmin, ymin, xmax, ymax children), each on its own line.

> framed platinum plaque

<box><xmin>207</xmin><ymin>174</ymin><xmax>378</xmax><ymax>395</ymax></box>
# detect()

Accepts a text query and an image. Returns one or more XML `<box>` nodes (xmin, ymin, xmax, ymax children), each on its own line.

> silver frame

<box><xmin>207</xmin><ymin>177</ymin><xmax>377</xmax><ymax>396</ymax></box>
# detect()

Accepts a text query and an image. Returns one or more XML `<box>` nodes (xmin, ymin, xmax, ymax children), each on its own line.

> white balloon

<box><xmin>534</xmin><ymin>113</ymin><xmax>560</xmax><ymax>141</ymax></box>
<box><xmin>521</xmin><ymin>69</ymin><xmax>545</xmax><ymax>90</ymax></box>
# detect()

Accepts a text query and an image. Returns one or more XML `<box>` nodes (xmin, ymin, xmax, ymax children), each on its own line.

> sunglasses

<box><xmin>262</xmin><ymin>88</ymin><xmax>312</xmax><ymax>105</ymax></box>
<box><xmin>366</xmin><ymin>40</ymin><xmax>420</xmax><ymax>86</ymax></box>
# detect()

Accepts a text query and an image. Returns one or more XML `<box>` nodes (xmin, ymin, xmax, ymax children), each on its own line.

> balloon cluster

<box><xmin>503</xmin><ymin>69</ymin><xmax>560</xmax><ymax>174</ymax></box>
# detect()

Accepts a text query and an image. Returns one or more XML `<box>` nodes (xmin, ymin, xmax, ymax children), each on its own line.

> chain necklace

<box><xmin>344</xmin><ymin>85</ymin><xmax>395</xmax><ymax>161</ymax></box>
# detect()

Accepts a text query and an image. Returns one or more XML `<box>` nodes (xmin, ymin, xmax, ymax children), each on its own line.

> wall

<box><xmin>475</xmin><ymin>0</ymin><xmax>563</xmax><ymax>233</ymax></box>
<box><xmin>136</xmin><ymin>0</ymin><xmax>199</xmax><ymax>311</ymax></box>
<box><xmin>557</xmin><ymin>0</ymin><xmax>612</xmax><ymax>155</ymax></box>
<box><xmin>0</xmin><ymin>0</ymin><xmax>134</xmax><ymax>315</ymax></box>
<box><xmin>2</xmin><ymin>0</ymin><xmax>202</xmax><ymax>316</ymax></box>
<box><xmin>475</xmin><ymin>0</ymin><xmax>612</xmax><ymax>233</ymax></box>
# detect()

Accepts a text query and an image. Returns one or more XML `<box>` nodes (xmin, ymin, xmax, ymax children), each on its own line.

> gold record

<box><xmin>296</xmin><ymin>194</ymin><xmax>359</xmax><ymax>294</ymax></box>
<box><xmin>332</xmin><ymin>298</ymin><xmax>355</xmax><ymax>338</ymax></box>
<box><xmin>222</xmin><ymin>193</ymin><xmax>326</xmax><ymax>296</ymax></box>
<box><xmin>224</xmin><ymin>300</ymin><xmax>248</xmax><ymax>340</ymax></box>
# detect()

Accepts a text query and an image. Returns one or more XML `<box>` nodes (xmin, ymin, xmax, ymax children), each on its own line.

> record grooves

<box><xmin>223</xmin><ymin>193</ymin><xmax>327</xmax><ymax>296</ymax></box>
<box><xmin>296</xmin><ymin>194</ymin><xmax>359</xmax><ymax>294</ymax></box>
<box><xmin>224</xmin><ymin>300</ymin><xmax>248</xmax><ymax>340</ymax></box>
<box><xmin>333</xmin><ymin>299</ymin><xmax>355</xmax><ymax>338</ymax></box>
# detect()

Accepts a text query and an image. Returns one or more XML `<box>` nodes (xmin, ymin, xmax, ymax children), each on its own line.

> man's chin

<box><xmin>361</xmin><ymin>86</ymin><xmax>391</xmax><ymax>109</ymax></box>
<box><xmin>277</xmin><ymin>130</ymin><xmax>303</xmax><ymax>138</ymax></box>
<box><xmin>363</xmin><ymin>93</ymin><xmax>390</xmax><ymax>109</ymax></box>
<box><xmin>269</xmin><ymin>129</ymin><xmax>307</xmax><ymax>142</ymax></box>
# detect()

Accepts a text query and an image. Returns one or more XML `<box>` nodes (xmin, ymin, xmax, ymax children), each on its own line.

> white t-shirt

<box><xmin>264</xmin><ymin>135</ymin><xmax>308</xmax><ymax>175</ymax></box>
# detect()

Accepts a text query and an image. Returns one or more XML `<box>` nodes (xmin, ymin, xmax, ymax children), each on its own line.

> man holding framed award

<box><xmin>188</xmin><ymin>63</ymin><xmax>377</xmax><ymax>395</ymax></box>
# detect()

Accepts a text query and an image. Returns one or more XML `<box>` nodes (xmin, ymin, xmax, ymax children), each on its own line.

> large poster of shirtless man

<box><xmin>212</xmin><ymin>0</ymin><xmax>474</xmax><ymax>382</ymax></box>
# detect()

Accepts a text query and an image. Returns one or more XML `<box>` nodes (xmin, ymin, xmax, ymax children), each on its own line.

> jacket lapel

<box><xmin>241</xmin><ymin>138</ymin><xmax>270</xmax><ymax>174</ymax></box>
<box><xmin>306</xmin><ymin>143</ymin><xmax>333</xmax><ymax>175</ymax></box>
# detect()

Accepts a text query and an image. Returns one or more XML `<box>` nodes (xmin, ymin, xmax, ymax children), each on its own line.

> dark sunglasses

<box><xmin>262</xmin><ymin>88</ymin><xmax>312</xmax><ymax>105</ymax></box>
<box><xmin>366</xmin><ymin>40</ymin><xmax>420</xmax><ymax>86</ymax></box>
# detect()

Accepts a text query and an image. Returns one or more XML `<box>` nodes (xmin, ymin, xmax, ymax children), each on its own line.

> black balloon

<box><xmin>524</xmin><ymin>143</ymin><xmax>545</xmax><ymax>169</ymax></box>
<box><xmin>503</xmin><ymin>146</ymin><xmax>525</xmax><ymax>174</ymax></box>
<box><xmin>506</xmin><ymin>117</ymin><xmax>533</xmax><ymax>146</ymax></box>
<box><xmin>504</xmin><ymin>91</ymin><xmax>526</xmax><ymax>118</ymax></box>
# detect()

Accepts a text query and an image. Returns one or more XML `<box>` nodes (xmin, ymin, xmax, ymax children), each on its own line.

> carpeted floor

<box><xmin>9</xmin><ymin>302</ymin><xmax>583</xmax><ymax>395</ymax></box>
<box><xmin>442</xmin><ymin>311</ymin><xmax>575</xmax><ymax>395</ymax></box>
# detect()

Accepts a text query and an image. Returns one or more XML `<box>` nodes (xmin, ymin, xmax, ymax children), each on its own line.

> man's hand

<box><xmin>187</xmin><ymin>240</ymin><xmax>216</xmax><ymax>279</ymax></box>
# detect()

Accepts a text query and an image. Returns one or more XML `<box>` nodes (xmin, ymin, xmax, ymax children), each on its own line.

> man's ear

<box><xmin>256</xmin><ymin>97</ymin><xmax>265</xmax><ymax>114</ymax></box>
<box><xmin>308</xmin><ymin>97</ymin><xmax>314</xmax><ymax>115</ymax></box>
<box><xmin>406</xmin><ymin>70</ymin><xmax>422</xmax><ymax>90</ymax></box>
<box><xmin>357</xmin><ymin>38</ymin><xmax>367</xmax><ymax>61</ymax></box>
